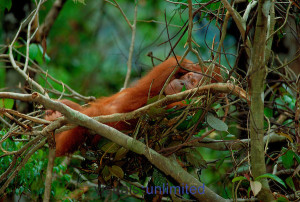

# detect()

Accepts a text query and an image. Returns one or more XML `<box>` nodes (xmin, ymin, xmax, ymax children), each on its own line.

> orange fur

<box><xmin>45</xmin><ymin>56</ymin><xmax>222</xmax><ymax>156</ymax></box>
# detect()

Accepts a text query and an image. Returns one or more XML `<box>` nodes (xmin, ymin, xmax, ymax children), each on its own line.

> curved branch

<box><xmin>0</xmin><ymin>89</ymin><xmax>234</xmax><ymax>201</ymax></box>
<box><xmin>221</xmin><ymin>0</ymin><xmax>252</xmax><ymax>56</ymax></box>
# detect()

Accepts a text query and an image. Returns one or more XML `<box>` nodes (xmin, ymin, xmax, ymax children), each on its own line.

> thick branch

<box><xmin>0</xmin><ymin>91</ymin><xmax>231</xmax><ymax>201</ymax></box>
<box><xmin>248</xmin><ymin>0</ymin><xmax>274</xmax><ymax>200</ymax></box>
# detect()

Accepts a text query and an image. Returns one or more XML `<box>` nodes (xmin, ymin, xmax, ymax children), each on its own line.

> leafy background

<box><xmin>1</xmin><ymin>0</ymin><xmax>298</xmax><ymax>201</ymax></box>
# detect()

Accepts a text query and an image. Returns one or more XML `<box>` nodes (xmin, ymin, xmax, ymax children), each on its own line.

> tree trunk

<box><xmin>249</xmin><ymin>0</ymin><xmax>275</xmax><ymax>200</ymax></box>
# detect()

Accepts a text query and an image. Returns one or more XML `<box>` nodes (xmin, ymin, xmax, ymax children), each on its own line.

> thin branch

<box><xmin>0</xmin><ymin>52</ymin><xmax>95</xmax><ymax>102</ymax></box>
<box><xmin>242</xmin><ymin>0</ymin><xmax>258</xmax><ymax>22</ymax></box>
<box><xmin>123</xmin><ymin>1</ymin><xmax>138</xmax><ymax>89</ymax></box>
<box><xmin>2</xmin><ymin>108</ymin><xmax>49</xmax><ymax>124</ymax></box>
<box><xmin>266</xmin><ymin>1</ymin><xmax>292</xmax><ymax>42</ymax></box>
<box><xmin>0</xmin><ymin>138</ymin><xmax>47</xmax><ymax>195</ymax></box>
<box><xmin>110</xmin><ymin>0</ymin><xmax>132</xmax><ymax>28</ymax></box>
<box><xmin>43</xmin><ymin>148</ymin><xmax>56</xmax><ymax>202</ymax></box>
<box><xmin>8</xmin><ymin>45</ymin><xmax>47</xmax><ymax>95</ymax></box>
<box><xmin>221</xmin><ymin>0</ymin><xmax>252</xmax><ymax>56</ymax></box>
<box><xmin>0</xmin><ymin>83</ymin><xmax>249</xmax><ymax>125</ymax></box>
<box><xmin>0</xmin><ymin>91</ymin><xmax>230</xmax><ymax>201</ymax></box>
<box><xmin>187</xmin><ymin>0</ymin><xmax>206</xmax><ymax>69</ymax></box>
<box><xmin>265</xmin><ymin>0</ymin><xmax>275</xmax><ymax>62</ymax></box>
<box><xmin>24</xmin><ymin>0</ymin><xmax>44</xmax><ymax>73</ymax></box>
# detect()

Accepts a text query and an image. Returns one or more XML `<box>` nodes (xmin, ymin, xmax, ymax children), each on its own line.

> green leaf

<box><xmin>39</xmin><ymin>45</ymin><xmax>51</xmax><ymax>63</ymax></box>
<box><xmin>282</xmin><ymin>84</ymin><xmax>295</xmax><ymax>98</ymax></box>
<box><xmin>255</xmin><ymin>173</ymin><xmax>287</xmax><ymax>188</ymax></box>
<box><xmin>148</xmin><ymin>106</ymin><xmax>166</xmax><ymax>118</ymax></box>
<box><xmin>72</xmin><ymin>0</ymin><xmax>86</xmax><ymax>4</ymax></box>
<box><xmin>0</xmin><ymin>0</ymin><xmax>12</xmax><ymax>11</ymax></box>
<box><xmin>294</xmin><ymin>153</ymin><xmax>300</xmax><ymax>164</ymax></box>
<box><xmin>177</xmin><ymin>109</ymin><xmax>203</xmax><ymax>131</ymax></box>
<box><xmin>275</xmin><ymin>98</ymin><xmax>285</xmax><ymax>110</ymax></box>
<box><xmin>102</xmin><ymin>166</ymin><xmax>110</xmax><ymax>177</ymax></box>
<box><xmin>114</xmin><ymin>147</ymin><xmax>128</xmax><ymax>161</ymax></box>
<box><xmin>214</xmin><ymin>103</ymin><xmax>225</xmax><ymax>117</ymax></box>
<box><xmin>285</xmin><ymin>176</ymin><xmax>296</xmax><ymax>191</ymax></box>
<box><xmin>209</xmin><ymin>1</ymin><xmax>221</xmax><ymax>10</ymax></box>
<box><xmin>187</xmin><ymin>109</ymin><xmax>203</xmax><ymax>128</ymax></box>
<box><xmin>276</xmin><ymin>197</ymin><xmax>289</xmax><ymax>202</ymax></box>
<box><xmin>153</xmin><ymin>168</ymin><xmax>167</xmax><ymax>187</ymax></box>
<box><xmin>282</xmin><ymin>95</ymin><xmax>292</xmax><ymax>103</ymax></box>
<box><xmin>281</xmin><ymin>150</ymin><xmax>294</xmax><ymax>169</ymax></box>
<box><xmin>181</xmin><ymin>84</ymin><xmax>187</xmax><ymax>92</ymax></box>
<box><xmin>53</xmin><ymin>167</ymin><xmax>59</xmax><ymax>173</ymax></box>
<box><xmin>147</xmin><ymin>95</ymin><xmax>163</xmax><ymax>105</ymax></box>
<box><xmin>282</xmin><ymin>95</ymin><xmax>296</xmax><ymax>110</ymax></box>
<box><xmin>247</xmin><ymin>186</ymin><xmax>251</xmax><ymax>197</ymax></box>
<box><xmin>185</xmin><ymin>148</ymin><xmax>207</xmax><ymax>168</ymax></box>
<box><xmin>226</xmin><ymin>134</ymin><xmax>236</xmax><ymax>138</ymax></box>
<box><xmin>180</xmin><ymin>85</ymin><xmax>191</xmax><ymax>104</ymax></box>
<box><xmin>109</xmin><ymin>165</ymin><xmax>124</xmax><ymax>179</ymax></box>
<box><xmin>232</xmin><ymin>176</ymin><xmax>247</xmax><ymax>183</ymax></box>
<box><xmin>176</xmin><ymin>118</ymin><xmax>190</xmax><ymax>130</ymax></box>
<box><xmin>264</xmin><ymin>107</ymin><xmax>273</xmax><ymax>118</ymax></box>
<box><xmin>101</xmin><ymin>142</ymin><xmax>120</xmax><ymax>153</ymax></box>
<box><xmin>0</xmin><ymin>99</ymin><xmax>14</xmax><ymax>109</ymax></box>
<box><xmin>62</xmin><ymin>174</ymin><xmax>71</xmax><ymax>182</ymax></box>
<box><xmin>35</xmin><ymin>45</ymin><xmax>44</xmax><ymax>65</ymax></box>
<box><xmin>216</xmin><ymin>157</ymin><xmax>225</xmax><ymax>169</ymax></box>
<box><xmin>29</xmin><ymin>44</ymin><xmax>39</xmax><ymax>60</ymax></box>
<box><xmin>206</xmin><ymin>112</ymin><xmax>228</xmax><ymax>131</ymax></box>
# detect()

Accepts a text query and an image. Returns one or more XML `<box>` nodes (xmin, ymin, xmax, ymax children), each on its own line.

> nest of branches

<box><xmin>73</xmin><ymin>93</ymin><xmax>236</xmax><ymax>186</ymax></box>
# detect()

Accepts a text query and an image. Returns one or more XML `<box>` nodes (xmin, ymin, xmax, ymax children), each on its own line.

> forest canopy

<box><xmin>0</xmin><ymin>0</ymin><xmax>299</xmax><ymax>201</ymax></box>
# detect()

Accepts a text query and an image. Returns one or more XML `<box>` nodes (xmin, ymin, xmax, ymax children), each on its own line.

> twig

<box><xmin>0</xmin><ymin>91</ymin><xmax>229</xmax><ymax>201</ymax></box>
<box><xmin>24</xmin><ymin>0</ymin><xmax>44</xmax><ymax>73</ymax></box>
<box><xmin>1</xmin><ymin>50</ymin><xmax>95</xmax><ymax>101</ymax></box>
<box><xmin>265</xmin><ymin>0</ymin><xmax>275</xmax><ymax>62</ymax></box>
<box><xmin>1</xmin><ymin>111</ymin><xmax>30</xmax><ymax>130</ymax></box>
<box><xmin>0</xmin><ymin>115</ymin><xmax>12</xmax><ymax>127</ymax></box>
<box><xmin>187</xmin><ymin>0</ymin><xmax>206</xmax><ymax>69</ymax></box>
<box><xmin>157</xmin><ymin>13</ymin><xmax>186</xmax><ymax>99</ymax></box>
<box><xmin>2</xmin><ymin>108</ymin><xmax>49</xmax><ymax>124</ymax></box>
<box><xmin>43</xmin><ymin>148</ymin><xmax>56</xmax><ymax>202</ymax></box>
<box><xmin>266</xmin><ymin>1</ymin><xmax>292</xmax><ymax>42</ymax></box>
<box><xmin>221</xmin><ymin>0</ymin><xmax>252</xmax><ymax>56</ymax></box>
<box><xmin>123</xmin><ymin>1</ymin><xmax>138</xmax><ymax>89</ymax></box>
<box><xmin>0</xmin><ymin>83</ymin><xmax>249</xmax><ymax>125</ymax></box>
<box><xmin>8</xmin><ymin>45</ymin><xmax>47</xmax><ymax>95</ymax></box>
<box><xmin>109</xmin><ymin>0</ymin><xmax>132</xmax><ymax>28</ymax></box>
<box><xmin>0</xmin><ymin>138</ymin><xmax>47</xmax><ymax>195</ymax></box>
<box><xmin>165</xmin><ymin>0</ymin><xmax>210</xmax><ymax>6</ymax></box>
<box><xmin>242</xmin><ymin>1</ymin><xmax>258</xmax><ymax>22</ymax></box>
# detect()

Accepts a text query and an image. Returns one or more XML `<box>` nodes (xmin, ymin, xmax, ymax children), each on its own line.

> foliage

<box><xmin>0</xmin><ymin>133</ymin><xmax>67</xmax><ymax>200</ymax></box>
<box><xmin>0</xmin><ymin>0</ymin><xmax>299</xmax><ymax>201</ymax></box>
